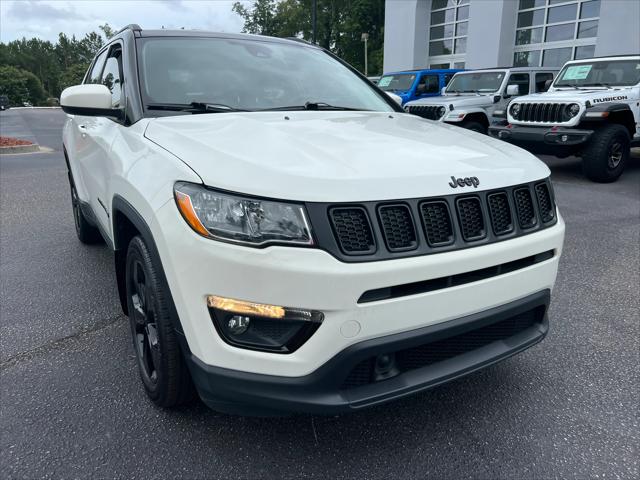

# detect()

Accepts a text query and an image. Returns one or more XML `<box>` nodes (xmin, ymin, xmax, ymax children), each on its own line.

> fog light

<box><xmin>206</xmin><ymin>295</ymin><xmax>324</xmax><ymax>353</ymax></box>
<box><xmin>228</xmin><ymin>315</ymin><xmax>250</xmax><ymax>335</ymax></box>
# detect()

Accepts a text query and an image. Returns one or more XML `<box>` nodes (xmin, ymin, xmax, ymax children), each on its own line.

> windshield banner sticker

<box><xmin>562</xmin><ymin>65</ymin><xmax>592</xmax><ymax>80</ymax></box>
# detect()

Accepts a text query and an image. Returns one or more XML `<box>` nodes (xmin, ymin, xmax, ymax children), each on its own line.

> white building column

<box><xmin>465</xmin><ymin>0</ymin><xmax>518</xmax><ymax>69</ymax></box>
<box><xmin>383</xmin><ymin>0</ymin><xmax>430</xmax><ymax>73</ymax></box>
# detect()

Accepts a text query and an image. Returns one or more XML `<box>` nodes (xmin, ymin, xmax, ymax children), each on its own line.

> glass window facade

<box><xmin>428</xmin><ymin>0</ymin><xmax>469</xmax><ymax>69</ymax></box>
<box><xmin>513</xmin><ymin>0</ymin><xmax>600</xmax><ymax>67</ymax></box>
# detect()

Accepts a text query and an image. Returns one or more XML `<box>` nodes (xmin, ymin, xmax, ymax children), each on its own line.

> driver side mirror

<box><xmin>441</xmin><ymin>87</ymin><xmax>447</xmax><ymax>95</ymax></box>
<box><xmin>505</xmin><ymin>84</ymin><xmax>520</xmax><ymax>97</ymax></box>
<box><xmin>60</xmin><ymin>84</ymin><xmax>123</xmax><ymax>119</ymax></box>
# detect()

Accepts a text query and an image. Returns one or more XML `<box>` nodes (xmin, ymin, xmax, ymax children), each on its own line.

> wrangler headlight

<box><xmin>437</xmin><ymin>106</ymin><xmax>447</xmax><ymax>118</ymax></box>
<box><xmin>510</xmin><ymin>103</ymin><xmax>521</xmax><ymax>119</ymax></box>
<box><xmin>566</xmin><ymin>103</ymin><xmax>581</xmax><ymax>118</ymax></box>
<box><xmin>174</xmin><ymin>182</ymin><xmax>313</xmax><ymax>246</ymax></box>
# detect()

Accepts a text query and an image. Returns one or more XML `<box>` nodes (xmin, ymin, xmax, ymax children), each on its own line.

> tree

<box><xmin>231</xmin><ymin>0</ymin><xmax>386</xmax><ymax>75</ymax></box>
<box><xmin>232</xmin><ymin>0</ymin><xmax>279</xmax><ymax>36</ymax></box>
<box><xmin>59</xmin><ymin>64</ymin><xmax>90</xmax><ymax>91</ymax></box>
<box><xmin>0</xmin><ymin>66</ymin><xmax>46</xmax><ymax>105</ymax></box>
<box><xmin>99</xmin><ymin>23</ymin><xmax>117</xmax><ymax>40</ymax></box>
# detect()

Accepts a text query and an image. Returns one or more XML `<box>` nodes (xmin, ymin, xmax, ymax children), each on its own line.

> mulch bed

<box><xmin>0</xmin><ymin>136</ymin><xmax>34</xmax><ymax>147</ymax></box>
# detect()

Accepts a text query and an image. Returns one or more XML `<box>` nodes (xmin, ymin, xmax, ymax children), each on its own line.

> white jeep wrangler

<box><xmin>60</xmin><ymin>26</ymin><xmax>565</xmax><ymax>415</ymax></box>
<box><xmin>490</xmin><ymin>55</ymin><xmax>640</xmax><ymax>183</ymax></box>
<box><xmin>405</xmin><ymin>67</ymin><xmax>558</xmax><ymax>134</ymax></box>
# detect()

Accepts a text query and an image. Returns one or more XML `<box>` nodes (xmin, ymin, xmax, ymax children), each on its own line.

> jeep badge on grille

<box><xmin>449</xmin><ymin>176</ymin><xmax>480</xmax><ymax>188</ymax></box>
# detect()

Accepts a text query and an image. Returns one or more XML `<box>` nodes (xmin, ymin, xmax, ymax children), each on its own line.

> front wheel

<box><xmin>461</xmin><ymin>120</ymin><xmax>487</xmax><ymax>135</ymax></box>
<box><xmin>125</xmin><ymin>235</ymin><xmax>195</xmax><ymax>407</ymax></box>
<box><xmin>582</xmin><ymin>124</ymin><xmax>630</xmax><ymax>183</ymax></box>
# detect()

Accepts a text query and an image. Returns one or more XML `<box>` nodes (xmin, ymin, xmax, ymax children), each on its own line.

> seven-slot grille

<box><xmin>316</xmin><ymin>180</ymin><xmax>556</xmax><ymax>261</ymax></box>
<box><xmin>487</xmin><ymin>192</ymin><xmax>514</xmax><ymax>235</ymax></box>
<box><xmin>456</xmin><ymin>197</ymin><xmax>486</xmax><ymax>241</ymax></box>
<box><xmin>420</xmin><ymin>201</ymin><xmax>454</xmax><ymax>246</ymax></box>
<box><xmin>518</xmin><ymin>103</ymin><xmax>568</xmax><ymax>124</ymax></box>
<box><xmin>514</xmin><ymin>187</ymin><xmax>537</xmax><ymax>229</ymax></box>
<box><xmin>329</xmin><ymin>207</ymin><xmax>376</xmax><ymax>254</ymax></box>
<box><xmin>378</xmin><ymin>205</ymin><xmax>417</xmax><ymax>251</ymax></box>
<box><xmin>535</xmin><ymin>183</ymin><xmax>555</xmax><ymax>223</ymax></box>
<box><xmin>407</xmin><ymin>105</ymin><xmax>444</xmax><ymax>120</ymax></box>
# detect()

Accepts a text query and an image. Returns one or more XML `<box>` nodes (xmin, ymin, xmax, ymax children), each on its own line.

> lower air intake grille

<box><xmin>329</xmin><ymin>207</ymin><xmax>376</xmax><ymax>254</ymax></box>
<box><xmin>487</xmin><ymin>192</ymin><xmax>513</xmax><ymax>235</ymax></box>
<box><xmin>341</xmin><ymin>306</ymin><xmax>544</xmax><ymax>389</ymax></box>
<box><xmin>535</xmin><ymin>183</ymin><xmax>555</xmax><ymax>223</ymax></box>
<box><xmin>456</xmin><ymin>197</ymin><xmax>486</xmax><ymax>241</ymax></box>
<box><xmin>514</xmin><ymin>187</ymin><xmax>537</xmax><ymax>229</ymax></box>
<box><xmin>420</xmin><ymin>201</ymin><xmax>454</xmax><ymax>246</ymax></box>
<box><xmin>378</xmin><ymin>205</ymin><xmax>417</xmax><ymax>251</ymax></box>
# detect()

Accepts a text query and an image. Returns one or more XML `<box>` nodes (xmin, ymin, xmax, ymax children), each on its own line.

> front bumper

<box><xmin>187</xmin><ymin>290</ymin><xmax>550</xmax><ymax>415</ymax></box>
<box><xmin>489</xmin><ymin>123</ymin><xmax>594</xmax><ymax>154</ymax></box>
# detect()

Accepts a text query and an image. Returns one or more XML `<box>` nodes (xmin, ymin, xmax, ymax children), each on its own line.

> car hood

<box><xmin>144</xmin><ymin>111</ymin><xmax>549</xmax><ymax>202</ymax></box>
<box><xmin>406</xmin><ymin>94</ymin><xmax>493</xmax><ymax>109</ymax></box>
<box><xmin>517</xmin><ymin>87</ymin><xmax>634</xmax><ymax>105</ymax></box>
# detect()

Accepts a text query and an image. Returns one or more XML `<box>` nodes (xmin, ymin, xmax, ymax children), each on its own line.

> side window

<box><xmin>535</xmin><ymin>72</ymin><xmax>554</xmax><ymax>92</ymax></box>
<box><xmin>86</xmin><ymin>50</ymin><xmax>108</xmax><ymax>84</ymax></box>
<box><xmin>101</xmin><ymin>48</ymin><xmax>123</xmax><ymax>108</ymax></box>
<box><xmin>418</xmin><ymin>75</ymin><xmax>440</xmax><ymax>94</ymax></box>
<box><xmin>507</xmin><ymin>73</ymin><xmax>530</xmax><ymax>96</ymax></box>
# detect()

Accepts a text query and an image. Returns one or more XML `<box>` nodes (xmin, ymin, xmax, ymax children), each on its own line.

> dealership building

<box><xmin>383</xmin><ymin>0</ymin><xmax>640</xmax><ymax>73</ymax></box>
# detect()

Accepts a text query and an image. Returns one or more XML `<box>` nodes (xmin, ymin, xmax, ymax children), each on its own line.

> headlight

<box><xmin>437</xmin><ymin>106</ymin><xmax>447</xmax><ymax>118</ymax></box>
<box><xmin>510</xmin><ymin>103</ymin><xmax>521</xmax><ymax>119</ymax></box>
<box><xmin>174</xmin><ymin>182</ymin><xmax>313</xmax><ymax>246</ymax></box>
<box><xmin>566</xmin><ymin>103</ymin><xmax>581</xmax><ymax>118</ymax></box>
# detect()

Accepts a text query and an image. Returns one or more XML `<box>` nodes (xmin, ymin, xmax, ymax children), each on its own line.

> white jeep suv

<box><xmin>61</xmin><ymin>25</ymin><xmax>565</xmax><ymax>415</ymax></box>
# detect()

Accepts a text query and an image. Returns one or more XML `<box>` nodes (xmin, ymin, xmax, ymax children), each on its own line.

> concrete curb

<box><xmin>0</xmin><ymin>144</ymin><xmax>41</xmax><ymax>154</ymax></box>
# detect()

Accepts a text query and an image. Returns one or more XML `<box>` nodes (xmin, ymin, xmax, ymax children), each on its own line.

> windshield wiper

<box><xmin>146</xmin><ymin>102</ymin><xmax>250</xmax><ymax>113</ymax></box>
<box><xmin>582</xmin><ymin>83</ymin><xmax>611</xmax><ymax>88</ymax></box>
<box><xmin>260</xmin><ymin>102</ymin><xmax>366</xmax><ymax>112</ymax></box>
<box><xmin>554</xmin><ymin>84</ymin><xmax>581</xmax><ymax>89</ymax></box>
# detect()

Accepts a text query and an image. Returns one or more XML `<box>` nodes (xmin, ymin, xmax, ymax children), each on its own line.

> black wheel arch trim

<box><xmin>111</xmin><ymin>195</ymin><xmax>187</xmax><ymax>337</ymax></box>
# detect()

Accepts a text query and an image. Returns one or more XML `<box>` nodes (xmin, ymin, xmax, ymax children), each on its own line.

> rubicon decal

<box><xmin>592</xmin><ymin>96</ymin><xmax>628</xmax><ymax>104</ymax></box>
<box><xmin>449</xmin><ymin>176</ymin><xmax>480</xmax><ymax>188</ymax></box>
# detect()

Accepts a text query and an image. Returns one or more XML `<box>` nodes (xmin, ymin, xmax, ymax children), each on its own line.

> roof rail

<box><xmin>115</xmin><ymin>24</ymin><xmax>142</xmax><ymax>35</ymax></box>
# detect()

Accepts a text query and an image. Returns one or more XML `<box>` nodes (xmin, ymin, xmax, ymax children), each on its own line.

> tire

<box><xmin>125</xmin><ymin>235</ymin><xmax>195</xmax><ymax>407</ymax></box>
<box><xmin>461</xmin><ymin>120</ymin><xmax>487</xmax><ymax>135</ymax></box>
<box><xmin>582</xmin><ymin>124</ymin><xmax>630</xmax><ymax>183</ymax></box>
<box><xmin>69</xmin><ymin>182</ymin><xmax>102</xmax><ymax>244</ymax></box>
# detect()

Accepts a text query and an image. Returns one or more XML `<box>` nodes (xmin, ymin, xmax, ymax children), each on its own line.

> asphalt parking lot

<box><xmin>1</xmin><ymin>108</ymin><xmax>638</xmax><ymax>479</ymax></box>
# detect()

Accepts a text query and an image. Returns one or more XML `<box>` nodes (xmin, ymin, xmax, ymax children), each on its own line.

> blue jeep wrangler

<box><xmin>377</xmin><ymin>69</ymin><xmax>463</xmax><ymax>105</ymax></box>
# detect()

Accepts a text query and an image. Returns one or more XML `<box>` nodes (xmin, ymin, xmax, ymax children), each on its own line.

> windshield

<box><xmin>137</xmin><ymin>37</ymin><xmax>394</xmax><ymax>113</ymax></box>
<box><xmin>377</xmin><ymin>74</ymin><xmax>417</xmax><ymax>92</ymax></box>
<box><xmin>554</xmin><ymin>59</ymin><xmax>640</xmax><ymax>87</ymax></box>
<box><xmin>446</xmin><ymin>72</ymin><xmax>505</xmax><ymax>93</ymax></box>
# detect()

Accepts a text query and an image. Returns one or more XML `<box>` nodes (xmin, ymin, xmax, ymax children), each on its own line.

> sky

<box><xmin>0</xmin><ymin>0</ymin><xmax>248</xmax><ymax>43</ymax></box>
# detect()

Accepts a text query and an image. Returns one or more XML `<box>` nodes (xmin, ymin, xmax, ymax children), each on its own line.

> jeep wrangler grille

<box><xmin>407</xmin><ymin>105</ymin><xmax>443</xmax><ymax>120</ymax></box>
<box><xmin>518</xmin><ymin>102</ymin><xmax>567</xmax><ymax>124</ymax></box>
<box><xmin>306</xmin><ymin>179</ymin><xmax>556</xmax><ymax>262</ymax></box>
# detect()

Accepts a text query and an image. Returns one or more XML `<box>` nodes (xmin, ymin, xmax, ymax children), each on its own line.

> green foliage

<box><xmin>0</xmin><ymin>25</ymin><xmax>111</xmax><ymax>102</ymax></box>
<box><xmin>231</xmin><ymin>0</ymin><xmax>385</xmax><ymax>75</ymax></box>
<box><xmin>0</xmin><ymin>66</ymin><xmax>46</xmax><ymax>105</ymax></box>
